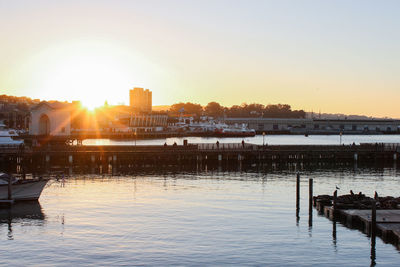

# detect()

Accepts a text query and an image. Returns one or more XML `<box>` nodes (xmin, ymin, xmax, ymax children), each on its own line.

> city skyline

<box><xmin>1</xmin><ymin>0</ymin><xmax>400</xmax><ymax>117</ymax></box>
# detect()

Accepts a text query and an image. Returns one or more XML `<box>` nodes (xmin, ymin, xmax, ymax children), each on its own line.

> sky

<box><xmin>0</xmin><ymin>0</ymin><xmax>399</xmax><ymax>117</ymax></box>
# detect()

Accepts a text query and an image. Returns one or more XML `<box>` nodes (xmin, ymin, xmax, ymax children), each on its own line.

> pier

<box><xmin>1</xmin><ymin>142</ymin><xmax>399</xmax><ymax>175</ymax></box>
<box><xmin>314</xmin><ymin>192</ymin><xmax>400</xmax><ymax>249</ymax></box>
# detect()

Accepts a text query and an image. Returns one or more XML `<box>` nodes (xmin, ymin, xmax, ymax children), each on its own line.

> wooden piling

<box><xmin>332</xmin><ymin>190</ymin><xmax>338</xmax><ymax>220</ymax></box>
<box><xmin>309</xmin><ymin>179</ymin><xmax>313</xmax><ymax>211</ymax></box>
<box><xmin>296</xmin><ymin>173</ymin><xmax>300</xmax><ymax>218</ymax></box>
<box><xmin>333</xmin><ymin>190</ymin><xmax>337</xmax><ymax>210</ymax></box>
<box><xmin>370</xmin><ymin>199</ymin><xmax>377</xmax><ymax>265</ymax></box>
<box><xmin>309</xmin><ymin>178</ymin><xmax>313</xmax><ymax>226</ymax></box>
<box><xmin>7</xmin><ymin>175</ymin><xmax>12</xmax><ymax>200</ymax></box>
<box><xmin>371</xmin><ymin>200</ymin><xmax>376</xmax><ymax>237</ymax></box>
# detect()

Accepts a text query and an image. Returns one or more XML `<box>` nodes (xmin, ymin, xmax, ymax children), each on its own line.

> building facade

<box><xmin>29</xmin><ymin>102</ymin><xmax>72</xmax><ymax>136</ymax></box>
<box><xmin>129</xmin><ymin>87</ymin><xmax>152</xmax><ymax>113</ymax></box>
<box><xmin>225</xmin><ymin>118</ymin><xmax>400</xmax><ymax>134</ymax></box>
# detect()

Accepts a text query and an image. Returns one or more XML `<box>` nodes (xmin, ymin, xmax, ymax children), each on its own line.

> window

<box><xmin>314</xmin><ymin>124</ymin><xmax>319</xmax><ymax>129</ymax></box>
<box><xmin>273</xmin><ymin>124</ymin><xmax>279</xmax><ymax>130</ymax></box>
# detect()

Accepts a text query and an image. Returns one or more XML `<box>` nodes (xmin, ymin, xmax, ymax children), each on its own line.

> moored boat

<box><xmin>0</xmin><ymin>173</ymin><xmax>49</xmax><ymax>201</ymax></box>
<box><xmin>215</xmin><ymin>127</ymin><xmax>256</xmax><ymax>137</ymax></box>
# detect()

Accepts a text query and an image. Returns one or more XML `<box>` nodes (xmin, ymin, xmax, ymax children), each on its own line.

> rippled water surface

<box><xmin>1</xmin><ymin>168</ymin><xmax>400</xmax><ymax>266</ymax></box>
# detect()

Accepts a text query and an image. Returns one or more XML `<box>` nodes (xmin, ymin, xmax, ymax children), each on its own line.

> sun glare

<box><xmin>28</xmin><ymin>41</ymin><xmax>141</xmax><ymax>108</ymax></box>
<box><xmin>81</xmin><ymin>99</ymin><xmax>102</xmax><ymax>111</ymax></box>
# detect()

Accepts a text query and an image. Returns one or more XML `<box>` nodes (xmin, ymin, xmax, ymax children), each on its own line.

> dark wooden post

<box><xmin>7</xmin><ymin>176</ymin><xmax>12</xmax><ymax>200</ymax></box>
<box><xmin>309</xmin><ymin>179</ymin><xmax>313</xmax><ymax>212</ymax></box>
<box><xmin>333</xmin><ymin>190</ymin><xmax>337</xmax><ymax>210</ymax></box>
<box><xmin>296</xmin><ymin>173</ymin><xmax>300</xmax><ymax>218</ymax></box>
<box><xmin>370</xmin><ymin>199</ymin><xmax>376</xmax><ymax>266</ymax></box>
<box><xmin>309</xmin><ymin>178</ymin><xmax>313</xmax><ymax>227</ymax></box>
<box><xmin>371</xmin><ymin>200</ymin><xmax>376</xmax><ymax>237</ymax></box>
<box><xmin>332</xmin><ymin>221</ymin><xmax>337</xmax><ymax>248</ymax></box>
<box><xmin>332</xmin><ymin>190</ymin><xmax>338</xmax><ymax>220</ymax></box>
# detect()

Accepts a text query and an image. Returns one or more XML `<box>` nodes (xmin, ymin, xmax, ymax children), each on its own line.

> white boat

<box><xmin>0</xmin><ymin>173</ymin><xmax>49</xmax><ymax>201</ymax></box>
<box><xmin>0</xmin><ymin>129</ymin><xmax>23</xmax><ymax>146</ymax></box>
<box><xmin>215</xmin><ymin>124</ymin><xmax>256</xmax><ymax>137</ymax></box>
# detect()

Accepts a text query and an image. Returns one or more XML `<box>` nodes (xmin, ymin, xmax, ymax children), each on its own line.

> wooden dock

<box><xmin>1</xmin><ymin>142</ymin><xmax>399</xmax><ymax>174</ymax></box>
<box><xmin>314</xmin><ymin>194</ymin><xmax>400</xmax><ymax>248</ymax></box>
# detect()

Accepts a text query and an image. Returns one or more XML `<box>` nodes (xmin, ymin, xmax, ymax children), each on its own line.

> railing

<box><xmin>382</xmin><ymin>143</ymin><xmax>400</xmax><ymax>152</ymax></box>
<box><xmin>360</xmin><ymin>143</ymin><xmax>400</xmax><ymax>152</ymax></box>
<box><xmin>195</xmin><ymin>143</ymin><xmax>256</xmax><ymax>151</ymax></box>
<box><xmin>5</xmin><ymin>142</ymin><xmax>400</xmax><ymax>154</ymax></box>
<box><xmin>0</xmin><ymin>144</ymin><xmax>25</xmax><ymax>153</ymax></box>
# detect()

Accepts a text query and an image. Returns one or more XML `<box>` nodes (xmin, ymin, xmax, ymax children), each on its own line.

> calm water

<box><xmin>83</xmin><ymin>134</ymin><xmax>400</xmax><ymax>146</ymax></box>
<box><xmin>1</xmin><ymin>168</ymin><xmax>400</xmax><ymax>266</ymax></box>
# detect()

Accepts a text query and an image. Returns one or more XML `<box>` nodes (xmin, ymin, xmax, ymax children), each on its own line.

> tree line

<box><xmin>169</xmin><ymin>102</ymin><xmax>305</xmax><ymax>118</ymax></box>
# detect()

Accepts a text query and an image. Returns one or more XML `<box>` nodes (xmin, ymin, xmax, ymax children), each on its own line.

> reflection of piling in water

<box><xmin>0</xmin><ymin>175</ymin><xmax>14</xmax><ymax>208</ymax></box>
<box><xmin>371</xmin><ymin>200</ymin><xmax>377</xmax><ymax>238</ymax></box>
<box><xmin>332</xmin><ymin>220</ymin><xmax>337</xmax><ymax>249</ymax></box>
<box><xmin>0</xmin><ymin>201</ymin><xmax>44</xmax><ymax>222</ymax></box>
<box><xmin>1</xmin><ymin>201</ymin><xmax>44</xmax><ymax>240</ymax></box>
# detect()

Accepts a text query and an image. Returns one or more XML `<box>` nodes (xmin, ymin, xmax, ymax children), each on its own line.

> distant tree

<box><xmin>224</xmin><ymin>103</ymin><xmax>305</xmax><ymax>118</ymax></box>
<box><xmin>185</xmin><ymin>102</ymin><xmax>203</xmax><ymax>116</ymax></box>
<box><xmin>204</xmin><ymin>102</ymin><xmax>224</xmax><ymax>117</ymax></box>
<box><xmin>170</xmin><ymin>102</ymin><xmax>203</xmax><ymax>117</ymax></box>
<box><xmin>168</xmin><ymin>101</ymin><xmax>305</xmax><ymax>119</ymax></box>
<box><xmin>226</xmin><ymin>105</ymin><xmax>242</xmax><ymax>117</ymax></box>
<box><xmin>169</xmin><ymin>103</ymin><xmax>185</xmax><ymax>114</ymax></box>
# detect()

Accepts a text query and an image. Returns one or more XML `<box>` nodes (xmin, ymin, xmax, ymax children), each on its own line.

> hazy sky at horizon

<box><xmin>1</xmin><ymin>0</ymin><xmax>399</xmax><ymax>117</ymax></box>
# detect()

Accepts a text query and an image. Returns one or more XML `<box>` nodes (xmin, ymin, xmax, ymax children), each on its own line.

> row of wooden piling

<box><xmin>295</xmin><ymin>173</ymin><xmax>314</xmax><ymax>224</ymax></box>
<box><xmin>297</xmin><ymin>173</ymin><xmax>383</xmax><ymax>263</ymax></box>
<box><xmin>311</xmin><ymin>186</ymin><xmax>400</xmax><ymax>250</ymax></box>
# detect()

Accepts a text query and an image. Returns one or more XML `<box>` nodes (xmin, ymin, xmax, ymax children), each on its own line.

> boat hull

<box><xmin>215</xmin><ymin>133</ymin><xmax>256</xmax><ymax>137</ymax></box>
<box><xmin>0</xmin><ymin>179</ymin><xmax>49</xmax><ymax>201</ymax></box>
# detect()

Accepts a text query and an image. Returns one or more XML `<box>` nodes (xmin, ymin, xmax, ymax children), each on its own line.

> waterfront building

<box><xmin>129</xmin><ymin>87</ymin><xmax>152</xmax><ymax>113</ymax></box>
<box><xmin>29</xmin><ymin>101</ymin><xmax>73</xmax><ymax>136</ymax></box>
<box><xmin>115</xmin><ymin>113</ymin><xmax>168</xmax><ymax>132</ymax></box>
<box><xmin>225</xmin><ymin>118</ymin><xmax>400</xmax><ymax>134</ymax></box>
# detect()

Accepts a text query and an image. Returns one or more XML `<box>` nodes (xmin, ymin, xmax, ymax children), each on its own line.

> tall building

<box><xmin>129</xmin><ymin>87</ymin><xmax>152</xmax><ymax>113</ymax></box>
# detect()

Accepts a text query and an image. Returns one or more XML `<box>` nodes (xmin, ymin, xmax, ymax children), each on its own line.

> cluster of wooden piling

<box><xmin>314</xmin><ymin>191</ymin><xmax>400</xmax><ymax>248</ymax></box>
<box><xmin>295</xmin><ymin>173</ymin><xmax>314</xmax><ymax>226</ymax></box>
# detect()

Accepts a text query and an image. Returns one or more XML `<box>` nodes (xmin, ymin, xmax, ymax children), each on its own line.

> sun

<box><xmin>81</xmin><ymin>99</ymin><xmax>103</xmax><ymax>111</ymax></box>
<box><xmin>31</xmin><ymin>41</ymin><xmax>141</xmax><ymax>109</ymax></box>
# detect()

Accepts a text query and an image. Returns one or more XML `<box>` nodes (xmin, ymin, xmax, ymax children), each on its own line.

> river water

<box><xmin>83</xmin><ymin>134</ymin><xmax>400</xmax><ymax>146</ymax></box>
<box><xmin>1</xmin><ymin>167</ymin><xmax>400</xmax><ymax>266</ymax></box>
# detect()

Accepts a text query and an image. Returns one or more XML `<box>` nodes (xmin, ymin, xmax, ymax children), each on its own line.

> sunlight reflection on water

<box><xmin>83</xmin><ymin>134</ymin><xmax>400</xmax><ymax>146</ymax></box>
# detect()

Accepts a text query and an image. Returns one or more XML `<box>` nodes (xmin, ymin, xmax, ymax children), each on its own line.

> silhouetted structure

<box><xmin>129</xmin><ymin>87</ymin><xmax>152</xmax><ymax>113</ymax></box>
